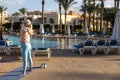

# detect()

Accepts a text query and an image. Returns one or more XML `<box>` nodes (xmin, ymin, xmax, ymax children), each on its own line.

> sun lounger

<box><xmin>72</xmin><ymin>39</ymin><xmax>97</xmax><ymax>55</ymax></box>
<box><xmin>107</xmin><ymin>39</ymin><xmax>120</xmax><ymax>54</ymax></box>
<box><xmin>7</xmin><ymin>45</ymin><xmax>21</xmax><ymax>55</ymax></box>
<box><xmin>72</xmin><ymin>43</ymin><xmax>84</xmax><ymax>55</ymax></box>
<box><xmin>0</xmin><ymin>40</ymin><xmax>7</xmax><ymax>54</ymax></box>
<box><xmin>96</xmin><ymin>39</ymin><xmax>109</xmax><ymax>55</ymax></box>
<box><xmin>32</xmin><ymin>48</ymin><xmax>51</xmax><ymax>59</ymax></box>
<box><xmin>83</xmin><ymin>39</ymin><xmax>97</xmax><ymax>55</ymax></box>
<box><xmin>71</xmin><ymin>32</ymin><xmax>77</xmax><ymax>37</ymax></box>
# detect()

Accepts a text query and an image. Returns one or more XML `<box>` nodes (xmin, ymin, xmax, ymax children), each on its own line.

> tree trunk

<box><xmin>93</xmin><ymin>0</ymin><xmax>95</xmax><ymax>31</ymax></box>
<box><xmin>83</xmin><ymin>0</ymin><xmax>86</xmax><ymax>27</ymax></box>
<box><xmin>59</xmin><ymin>2</ymin><xmax>62</xmax><ymax>33</ymax></box>
<box><xmin>96</xmin><ymin>17</ymin><xmax>98</xmax><ymax>32</ymax></box>
<box><xmin>64</xmin><ymin>11</ymin><xmax>67</xmax><ymax>35</ymax></box>
<box><xmin>106</xmin><ymin>20</ymin><xmax>108</xmax><ymax>31</ymax></box>
<box><xmin>106</xmin><ymin>9</ymin><xmax>109</xmax><ymax>31</ymax></box>
<box><xmin>24</xmin><ymin>14</ymin><xmax>26</xmax><ymax>20</ymax></box>
<box><xmin>117</xmin><ymin>0</ymin><xmax>119</xmax><ymax>12</ymax></box>
<box><xmin>100</xmin><ymin>0</ymin><xmax>104</xmax><ymax>33</ymax></box>
<box><xmin>0</xmin><ymin>28</ymin><xmax>3</xmax><ymax>40</ymax></box>
<box><xmin>114</xmin><ymin>0</ymin><xmax>117</xmax><ymax>14</ymax></box>
<box><xmin>88</xmin><ymin>12</ymin><xmax>91</xmax><ymax>32</ymax></box>
<box><xmin>88</xmin><ymin>0</ymin><xmax>91</xmax><ymax>32</ymax></box>
<box><xmin>1</xmin><ymin>14</ymin><xmax>2</xmax><ymax>27</ymax></box>
<box><xmin>42</xmin><ymin>0</ymin><xmax>45</xmax><ymax>26</ymax></box>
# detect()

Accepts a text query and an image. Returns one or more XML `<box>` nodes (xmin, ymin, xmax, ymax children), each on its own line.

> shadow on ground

<box><xmin>51</xmin><ymin>49</ymin><xmax>120</xmax><ymax>58</ymax></box>
<box><xmin>0</xmin><ymin>56</ymin><xmax>21</xmax><ymax>63</ymax></box>
<box><xmin>53</xmin><ymin>71</ymin><xmax>120</xmax><ymax>80</ymax></box>
<box><xmin>0</xmin><ymin>66</ymin><xmax>41</xmax><ymax>80</ymax></box>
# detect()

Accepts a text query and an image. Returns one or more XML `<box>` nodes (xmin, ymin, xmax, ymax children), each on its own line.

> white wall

<box><xmin>46</xmin><ymin>14</ymin><xmax>58</xmax><ymax>25</ymax></box>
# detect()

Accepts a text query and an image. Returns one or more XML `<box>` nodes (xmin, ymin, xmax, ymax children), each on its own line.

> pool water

<box><xmin>3</xmin><ymin>35</ymin><xmax>83</xmax><ymax>49</ymax></box>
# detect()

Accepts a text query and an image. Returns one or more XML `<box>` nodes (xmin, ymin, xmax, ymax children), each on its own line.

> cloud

<box><xmin>75</xmin><ymin>0</ymin><xmax>82</xmax><ymax>3</ymax></box>
<box><xmin>45</xmin><ymin>8</ymin><xmax>59</xmax><ymax>13</ymax></box>
<box><xmin>0</xmin><ymin>0</ymin><xmax>24</xmax><ymax>6</ymax></box>
<box><xmin>68</xmin><ymin>0</ymin><xmax>83</xmax><ymax>13</ymax></box>
<box><xmin>74</xmin><ymin>0</ymin><xmax>114</xmax><ymax>8</ymax></box>
<box><xmin>105</xmin><ymin>1</ymin><xmax>114</xmax><ymax>8</ymax></box>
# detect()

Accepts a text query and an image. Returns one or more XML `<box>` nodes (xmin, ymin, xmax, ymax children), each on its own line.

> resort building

<box><xmin>27</xmin><ymin>11</ymin><xmax>41</xmax><ymax>25</ymax></box>
<box><xmin>7</xmin><ymin>10</ymin><xmax>81</xmax><ymax>26</ymax></box>
<box><xmin>0</xmin><ymin>10</ymin><xmax>8</xmax><ymax>24</ymax></box>
<box><xmin>3</xmin><ymin>9</ymin><xmax>112</xmax><ymax>33</ymax></box>
<box><xmin>46</xmin><ymin>11</ymin><xmax>81</xmax><ymax>25</ymax></box>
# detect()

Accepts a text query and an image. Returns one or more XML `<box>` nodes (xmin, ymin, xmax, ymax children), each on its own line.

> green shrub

<box><xmin>3</xmin><ymin>23</ymin><xmax>11</xmax><ymax>29</ymax></box>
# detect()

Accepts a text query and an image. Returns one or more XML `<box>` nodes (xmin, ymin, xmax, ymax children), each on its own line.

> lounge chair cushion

<box><xmin>37</xmin><ymin>48</ymin><xmax>48</xmax><ymax>50</ymax></box>
<box><xmin>96</xmin><ymin>40</ymin><xmax>105</xmax><ymax>46</ymax></box>
<box><xmin>9</xmin><ymin>45</ymin><xmax>20</xmax><ymax>47</ymax></box>
<box><xmin>73</xmin><ymin>44</ymin><xmax>84</xmax><ymax>48</ymax></box>
<box><xmin>32</xmin><ymin>48</ymin><xmax>48</xmax><ymax>51</ymax></box>
<box><xmin>84</xmin><ymin>40</ymin><xmax>93</xmax><ymax>46</ymax></box>
<box><xmin>0</xmin><ymin>40</ymin><xmax>6</xmax><ymax>46</ymax></box>
<box><xmin>109</xmin><ymin>40</ymin><xmax>118</xmax><ymax>46</ymax></box>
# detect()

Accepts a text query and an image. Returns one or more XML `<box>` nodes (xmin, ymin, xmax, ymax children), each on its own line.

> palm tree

<box><xmin>116</xmin><ymin>0</ymin><xmax>119</xmax><ymax>13</ymax></box>
<box><xmin>80</xmin><ymin>0</ymin><xmax>86</xmax><ymax>30</ymax></box>
<box><xmin>0</xmin><ymin>6</ymin><xmax>7</xmax><ymax>28</ymax></box>
<box><xmin>61</xmin><ymin>0</ymin><xmax>77</xmax><ymax>34</ymax></box>
<box><xmin>83</xmin><ymin>0</ymin><xmax>86</xmax><ymax>28</ymax></box>
<box><xmin>85</xmin><ymin>0</ymin><xmax>97</xmax><ymax>32</ymax></box>
<box><xmin>12</xmin><ymin>12</ymin><xmax>20</xmax><ymax>17</ymax></box>
<box><xmin>55</xmin><ymin>0</ymin><xmax>62</xmax><ymax>33</ymax></box>
<box><xmin>12</xmin><ymin>12</ymin><xmax>20</xmax><ymax>22</ymax></box>
<box><xmin>114</xmin><ymin>0</ymin><xmax>117</xmax><ymax>14</ymax></box>
<box><xmin>100</xmin><ymin>0</ymin><xmax>105</xmax><ymax>32</ymax></box>
<box><xmin>86</xmin><ymin>0</ymin><xmax>92</xmax><ymax>31</ymax></box>
<box><xmin>92</xmin><ymin>0</ymin><xmax>95</xmax><ymax>32</ymax></box>
<box><xmin>42</xmin><ymin>0</ymin><xmax>45</xmax><ymax>27</ymax></box>
<box><xmin>103</xmin><ymin>8</ymin><xmax>114</xmax><ymax>30</ymax></box>
<box><xmin>94</xmin><ymin>4</ymin><xmax>101</xmax><ymax>32</ymax></box>
<box><xmin>114</xmin><ymin>0</ymin><xmax>117</xmax><ymax>13</ymax></box>
<box><xmin>19</xmin><ymin>8</ymin><xmax>27</xmax><ymax>20</ymax></box>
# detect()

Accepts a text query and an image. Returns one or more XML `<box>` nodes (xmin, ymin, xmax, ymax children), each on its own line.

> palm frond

<box><xmin>0</xmin><ymin>6</ymin><xmax>7</xmax><ymax>13</ymax></box>
<box><xmin>19</xmin><ymin>8</ymin><xmax>27</xmax><ymax>15</ymax></box>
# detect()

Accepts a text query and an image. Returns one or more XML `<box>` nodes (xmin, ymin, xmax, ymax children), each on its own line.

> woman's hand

<box><xmin>27</xmin><ymin>29</ymin><xmax>34</xmax><ymax>35</ymax></box>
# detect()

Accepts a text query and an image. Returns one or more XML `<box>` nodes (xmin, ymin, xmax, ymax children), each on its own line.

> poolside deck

<box><xmin>0</xmin><ymin>49</ymin><xmax>120</xmax><ymax>80</ymax></box>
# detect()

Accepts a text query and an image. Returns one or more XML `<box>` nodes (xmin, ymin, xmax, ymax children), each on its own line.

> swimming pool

<box><xmin>3</xmin><ymin>35</ymin><xmax>83</xmax><ymax>49</ymax></box>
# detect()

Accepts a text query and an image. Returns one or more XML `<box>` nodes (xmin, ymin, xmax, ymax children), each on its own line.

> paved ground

<box><xmin>0</xmin><ymin>49</ymin><xmax>120</xmax><ymax>80</ymax></box>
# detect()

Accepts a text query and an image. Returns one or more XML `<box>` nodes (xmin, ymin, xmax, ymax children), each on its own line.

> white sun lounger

<box><xmin>72</xmin><ymin>39</ymin><xmax>97</xmax><ymax>55</ymax></box>
<box><xmin>96</xmin><ymin>40</ymin><xmax>109</xmax><ymax>55</ymax></box>
<box><xmin>107</xmin><ymin>39</ymin><xmax>120</xmax><ymax>54</ymax></box>
<box><xmin>32</xmin><ymin>48</ymin><xmax>51</xmax><ymax>59</ymax></box>
<box><xmin>72</xmin><ymin>44</ymin><xmax>84</xmax><ymax>55</ymax></box>
<box><xmin>83</xmin><ymin>39</ymin><xmax>97</xmax><ymax>55</ymax></box>
<box><xmin>0</xmin><ymin>40</ymin><xmax>7</xmax><ymax>54</ymax></box>
<box><xmin>7</xmin><ymin>45</ymin><xmax>21</xmax><ymax>55</ymax></box>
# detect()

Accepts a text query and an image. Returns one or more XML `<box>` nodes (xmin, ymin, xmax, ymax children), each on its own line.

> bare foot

<box><xmin>20</xmin><ymin>71</ymin><xmax>26</xmax><ymax>76</ymax></box>
<box><xmin>23</xmin><ymin>72</ymin><xmax>26</xmax><ymax>76</ymax></box>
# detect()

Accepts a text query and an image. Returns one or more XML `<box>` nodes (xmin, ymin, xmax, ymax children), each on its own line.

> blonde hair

<box><xmin>23</xmin><ymin>19</ymin><xmax>31</xmax><ymax>25</ymax></box>
<box><xmin>23</xmin><ymin>19</ymin><xmax>33</xmax><ymax>29</ymax></box>
<box><xmin>29</xmin><ymin>24</ymin><xmax>33</xmax><ymax>29</ymax></box>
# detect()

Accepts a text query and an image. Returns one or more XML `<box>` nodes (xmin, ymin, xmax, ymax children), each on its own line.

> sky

<box><xmin>0</xmin><ymin>0</ymin><xmax>115</xmax><ymax>15</ymax></box>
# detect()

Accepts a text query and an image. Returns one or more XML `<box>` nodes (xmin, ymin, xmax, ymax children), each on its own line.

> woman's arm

<box><xmin>27</xmin><ymin>29</ymin><xmax>33</xmax><ymax>35</ymax></box>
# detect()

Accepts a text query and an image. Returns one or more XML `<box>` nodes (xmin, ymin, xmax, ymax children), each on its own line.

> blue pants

<box><xmin>21</xmin><ymin>42</ymin><xmax>33</xmax><ymax>73</ymax></box>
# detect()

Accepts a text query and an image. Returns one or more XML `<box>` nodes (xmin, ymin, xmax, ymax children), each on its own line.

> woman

<box><xmin>20</xmin><ymin>19</ymin><xmax>33</xmax><ymax>76</ymax></box>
